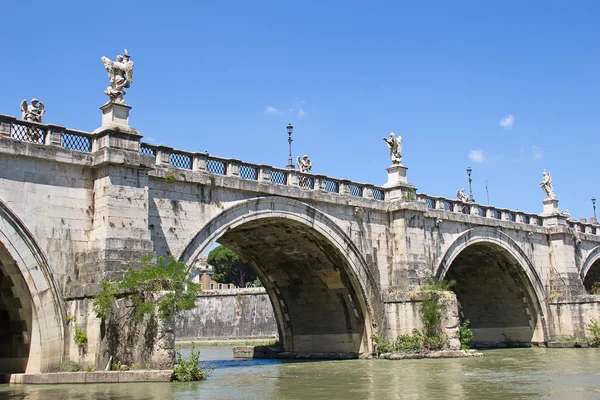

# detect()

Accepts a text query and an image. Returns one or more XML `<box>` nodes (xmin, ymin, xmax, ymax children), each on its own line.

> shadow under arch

<box><xmin>435</xmin><ymin>226</ymin><xmax>548</xmax><ymax>345</ymax></box>
<box><xmin>179</xmin><ymin>196</ymin><xmax>381</xmax><ymax>354</ymax></box>
<box><xmin>0</xmin><ymin>200</ymin><xmax>65</xmax><ymax>372</ymax></box>
<box><xmin>581</xmin><ymin>246</ymin><xmax>600</xmax><ymax>293</ymax></box>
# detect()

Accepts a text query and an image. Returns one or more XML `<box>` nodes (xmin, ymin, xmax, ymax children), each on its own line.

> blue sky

<box><xmin>2</xmin><ymin>1</ymin><xmax>599</xmax><ymax>219</ymax></box>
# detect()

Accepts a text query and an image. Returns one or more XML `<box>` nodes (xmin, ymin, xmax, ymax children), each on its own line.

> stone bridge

<box><xmin>1</xmin><ymin>110</ymin><xmax>599</xmax><ymax>373</ymax></box>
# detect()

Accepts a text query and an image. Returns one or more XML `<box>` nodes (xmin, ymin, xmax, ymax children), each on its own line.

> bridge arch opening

<box><xmin>0</xmin><ymin>242</ymin><xmax>33</xmax><ymax>373</ymax></box>
<box><xmin>438</xmin><ymin>236</ymin><xmax>546</xmax><ymax>347</ymax></box>
<box><xmin>180</xmin><ymin>197</ymin><xmax>377</xmax><ymax>355</ymax></box>
<box><xmin>0</xmin><ymin>200</ymin><xmax>65</xmax><ymax>373</ymax></box>
<box><xmin>583</xmin><ymin>259</ymin><xmax>600</xmax><ymax>294</ymax></box>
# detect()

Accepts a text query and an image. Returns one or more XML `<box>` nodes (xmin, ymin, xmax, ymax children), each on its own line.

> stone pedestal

<box><xmin>101</xmin><ymin>102</ymin><xmax>131</xmax><ymax>127</ymax></box>
<box><xmin>384</xmin><ymin>164</ymin><xmax>408</xmax><ymax>187</ymax></box>
<box><xmin>384</xmin><ymin>164</ymin><xmax>417</xmax><ymax>201</ymax></box>
<box><xmin>94</xmin><ymin>103</ymin><xmax>139</xmax><ymax>135</ymax></box>
<box><xmin>542</xmin><ymin>198</ymin><xmax>559</xmax><ymax>216</ymax></box>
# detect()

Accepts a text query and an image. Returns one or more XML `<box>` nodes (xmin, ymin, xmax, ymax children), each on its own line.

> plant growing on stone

<box><xmin>459</xmin><ymin>319</ymin><xmax>474</xmax><ymax>350</ymax></box>
<box><xmin>395</xmin><ymin>330</ymin><xmax>422</xmax><ymax>353</ymax></box>
<box><xmin>59</xmin><ymin>360</ymin><xmax>84</xmax><ymax>372</ymax></box>
<box><xmin>587</xmin><ymin>318</ymin><xmax>600</xmax><ymax>347</ymax></box>
<box><xmin>371</xmin><ymin>332</ymin><xmax>395</xmax><ymax>355</ymax></box>
<box><xmin>419</xmin><ymin>277</ymin><xmax>456</xmax><ymax>350</ymax></box>
<box><xmin>92</xmin><ymin>255</ymin><xmax>201</xmax><ymax>321</ymax></box>
<box><xmin>172</xmin><ymin>342</ymin><xmax>211</xmax><ymax>382</ymax></box>
<box><xmin>73</xmin><ymin>324</ymin><xmax>88</xmax><ymax>349</ymax></box>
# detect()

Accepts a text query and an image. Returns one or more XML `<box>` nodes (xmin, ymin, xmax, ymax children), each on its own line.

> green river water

<box><xmin>1</xmin><ymin>347</ymin><xmax>599</xmax><ymax>399</ymax></box>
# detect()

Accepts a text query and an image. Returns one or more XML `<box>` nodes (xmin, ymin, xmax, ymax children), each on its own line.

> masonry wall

<box><xmin>175</xmin><ymin>288</ymin><xmax>278</xmax><ymax>340</ymax></box>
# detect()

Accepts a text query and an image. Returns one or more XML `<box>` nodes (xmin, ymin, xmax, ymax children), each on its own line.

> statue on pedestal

<box><xmin>456</xmin><ymin>188</ymin><xmax>469</xmax><ymax>203</ymax></box>
<box><xmin>383</xmin><ymin>132</ymin><xmax>402</xmax><ymax>165</ymax></box>
<box><xmin>296</xmin><ymin>155</ymin><xmax>312</xmax><ymax>173</ymax></box>
<box><xmin>297</xmin><ymin>155</ymin><xmax>312</xmax><ymax>188</ymax></box>
<box><xmin>20</xmin><ymin>99</ymin><xmax>45</xmax><ymax>123</ymax></box>
<box><xmin>540</xmin><ymin>169</ymin><xmax>555</xmax><ymax>199</ymax></box>
<box><xmin>101</xmin><ymin>49</ymin><xmax>134</xmax><ymax>104</ymax></box>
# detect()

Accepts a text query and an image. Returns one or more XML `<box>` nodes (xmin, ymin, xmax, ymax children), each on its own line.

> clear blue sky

<box><xmin>2</xmin><ymin>1</ymin><xmax>598</xmax><ymax>219</ymax></box>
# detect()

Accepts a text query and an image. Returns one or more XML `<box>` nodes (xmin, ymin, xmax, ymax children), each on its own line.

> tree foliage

<box><xmin>93</xmin><ymin>255</ymin><xmax>201</xmax><ymax>321</ymax></box>
<box><xmin>207</xmin><ymin>245</ymin><xmax>257</xmax><ymax>287</ymax></box>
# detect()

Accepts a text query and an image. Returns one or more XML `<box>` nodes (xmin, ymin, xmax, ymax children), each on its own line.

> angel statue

<box><xmin>297</xmin><ymin>155</ymin><xmax>313</xmax><ymax>188</ymax></box>
<box><xmin>457</xmin><ymin>188</ymin><xmax>469</xmax><ymax>203</ymax></box>
<box><xmin>101</xmin><ymin>49</ymin><xmax>134</xmax><ymax>104</ymax></box>
<box><xmin>296</xmin><ymin>155</ymin><xmax>312</xmax><ymax>173</ymax></box>
<box><xmin>20</xmin><ymin>98</ymin><xmax>45</xmax><ymax>123</ymax></box>
<box><xmin>383</xmin><ymin>132</ymin><xmax>402</xmax><ymax>165</ymax></box>
<box><xmin>539</xmin><ymin>169</ymin><xmax>555</xmax><ymax>199</ymax></box>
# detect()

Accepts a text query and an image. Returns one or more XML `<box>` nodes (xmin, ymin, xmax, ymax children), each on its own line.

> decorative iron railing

<box><xmin>270</xmin><ymin>170</ymin><xmax>287</xmax><ymax>185</ymax></box>
<box><xmin>140</xmin><ymin>144</ymin><xmax>156</xmax><ymax>156</ymax></box>
<box><xmin>240</xmin><ymin>164</ymin><xmax>258</xmax><ymax>180</ymax></box>
<box><xmin>170</xmin><ymin>152</ymin><xmax>192</xmax><ymax>170</ymax></box>
<box><xmin>11</xmin><ymin>121</ymin><xmax>46</xmax><ymax>144</ymax></box>
<box><xmin>62</xmin><ymin>130</ymin><xmax>92</xmax><ymax>153</ymax></box>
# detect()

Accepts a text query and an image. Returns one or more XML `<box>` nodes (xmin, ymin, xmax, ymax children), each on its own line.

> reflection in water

<box><xmin>1</xmin><ymin>347</ymin><xmax>600</xmax><ymax>400</ymax></box>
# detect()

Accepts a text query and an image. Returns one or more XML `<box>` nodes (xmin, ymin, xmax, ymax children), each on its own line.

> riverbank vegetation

<box><xmin>372</xmin><ymin>278</ymin><xmax>474</xmax><ymax>355</ymax></box>
<box><xmin>93</xmin><ymin>255</ymin><xmax>212</xmax><ymax>381</ymax></box>
<box><xmin>587</xmin><ymin>318</ymin><xmax>600</xmax><ymax>347</ymax></box>
<box><xmin>93</xmin><ymin>255</ymin><xmax>200</xmax><ymax>321</ymax></box>
<box><xmin>172</xmin><ymin>343</ymin><xmax>212</xmax><ymax>382</ymax></box>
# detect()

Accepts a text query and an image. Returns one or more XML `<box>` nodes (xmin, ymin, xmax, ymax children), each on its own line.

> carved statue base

<box><xmin>384</xmin><ymin>165</ymin><xmax>417</xmax><ymax>201</ymax></box>
<box><xmin>384</xmin><ymin>164</ymin><xmax>409</xmax><ymax>187</ymax></box>
<box><xmin>94</xmin><ymin>102</ymin><xmax>139</xmax><ymax>135</ymax></box>
<box><xmin>542</xmin><ymin>198</ymin><xmax>559</xmax><ymax>216</ymax></box>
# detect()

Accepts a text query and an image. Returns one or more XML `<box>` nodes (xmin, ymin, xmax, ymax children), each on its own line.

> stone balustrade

<box><xmin>3</xmin><ymin>114</ymin><xmax>599</xmax><ymax>234</ymax></box>
<box><xmin>139</xmin><ymin>142</ymin><xmax>387</xmax><ymax>201</ymax></box>
<box><xmin>415</xmin><ymin>194</ymin><xmax>589</xmax><ymax>231</ymax></box>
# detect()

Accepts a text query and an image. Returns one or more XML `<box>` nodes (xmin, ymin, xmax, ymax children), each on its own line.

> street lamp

<box><xmin>286</xmin><ymin>123</ymin><xmax>294</xmax><ymax>169</ymax></box>
<box><xmin>466</xmin><ymin>167</ymin><xmax>474</xmax><ymax>202</ymax></box>
<box><xmin>593</xmin><ymin>197</ymin><xmax>597</xmax><ymax>220</ymax></box>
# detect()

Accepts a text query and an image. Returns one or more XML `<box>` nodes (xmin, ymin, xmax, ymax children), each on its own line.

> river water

<box><xmin>1</xmin><ymin>347</ymin><xmax>599</xmax><ymax>399</ymax></box>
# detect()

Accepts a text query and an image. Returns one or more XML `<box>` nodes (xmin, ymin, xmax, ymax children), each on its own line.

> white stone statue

<box><xmin>20</xmin><ymin>99</ymin><xmax>45</xmax><ymax>123</ymax></box>
<box><xmin>383</xmin><ymin>132</ymin><xmax>402</xmax><ymax>165</ymax></box>
<box><xmin>457</xmin><ymin>188</ymin><xmax>469</xmax><ymax>203</ymax></box>
<box><xmin>296</xmin><ymin>155</ymin><xmax>312</xmax><ymax>173</ymax></box>
<box><xmin>540</xmin><ymin>169</ymin><xmax>555</xmax><ymax>199</ymax></box>
<box><xmin>101</xmin><ymin>49</ymin><xmax>134</xmax><ymax>104</ymax></box>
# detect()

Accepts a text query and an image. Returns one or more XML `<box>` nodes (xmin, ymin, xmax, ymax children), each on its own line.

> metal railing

<box><xmin>416</xmin><ymin>194</ymin><xmax>557</xmax><ymax>229</ymax></box>
<box><xmin>62</xmin><ymin>130</ymin><xmax>92</xmax><ymax>153</ymax></box>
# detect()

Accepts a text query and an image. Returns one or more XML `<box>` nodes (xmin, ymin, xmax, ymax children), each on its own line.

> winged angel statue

<box><xmin>101</xmin><ymin>49</ymin><xmax>134</xmax><ymax>104</ymax></box>
<box><xmin>20</xmin><ymin>98</ymin><xmax>45</xmax><ymax>123</ymax></box>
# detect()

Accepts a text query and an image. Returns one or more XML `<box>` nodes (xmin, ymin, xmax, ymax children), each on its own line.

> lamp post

<box><xmin>286</xmin><ymin>123</ymin><xmax>294</xmax><ymax>169</ymax></box>
<box><xmin>593</xmin><ymin>197</ymin><xmax>597</xmax><ymax>220</ymax></box>
<box><xmin>466</xmin><ymin>167</ymin><xmax>474</xmax><ymax>202</ymax></box>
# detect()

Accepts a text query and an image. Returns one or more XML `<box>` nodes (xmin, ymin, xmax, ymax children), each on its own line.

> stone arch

<box><xmin>435</xmin><ymin>226</ymin><xmax>548</xmax><ymax>344</ymax></box>
<box><xmin>180</xmin><ymin>196</ymin><xmax>380</xmax><ymax>354</ymax></box>
<box><xmin>581</xmin><ymin>246</ymin><xmax>600</xmax><ymax>293</ymax></box>
<box><xmin>0</xmin><ymin>200</ymin><xmax>65</xmax><ymax>372</ymax></box>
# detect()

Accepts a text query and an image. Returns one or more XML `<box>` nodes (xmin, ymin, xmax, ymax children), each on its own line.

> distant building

<box><xmin>189</xmin><ymin>256</ymin><xmax>237</xmax><ymax>290</ymax></box>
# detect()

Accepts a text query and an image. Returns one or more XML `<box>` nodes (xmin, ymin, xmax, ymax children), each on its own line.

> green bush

<box><xmin>419</xmin><ymin>277</ymin><xmax>455</xmax><ymax>350</ymax></box>
<box><xmin>395</xmin><ymin>330</ymin><xmax>422</xmax><ymax>353</ymax></box>
<box><xmin>59</xmin><ymin>360</ymin><xmax>83</xmax><ymax>372</ymax></box>
<box><xmin>93</xmin><ymin>255</ymin><xmax>201</xmax><ymax>321</ymax></box>
<box><xmin>74</xmin><ymin>324</ymin><xmax>88</xmax><ymax>348</ymax></box>
<box><xmin>459</xmin><ymin>319</ymin><xmax>474</xmax><ymax>350</ymax></box>
<box><xmin>587</xmin><ymin>318</ymin><xmax>600</xmax><ymax>347</ymax></box>
<box><xmin>172</xmin><ymin>343</ymin><xmax>211</xmax><ymax>382</ymax></box>
<box><xmin>371</xmin><ymin>332</ymin><xmax>395</xmax><ymax>354</ymax></box>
